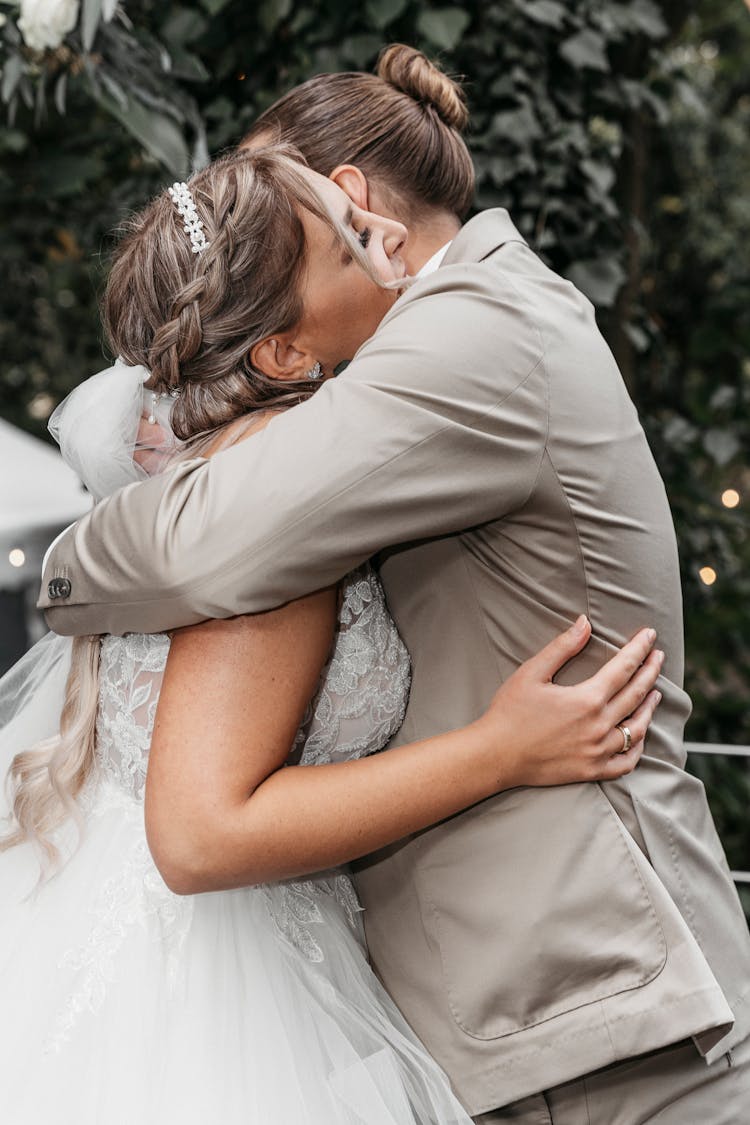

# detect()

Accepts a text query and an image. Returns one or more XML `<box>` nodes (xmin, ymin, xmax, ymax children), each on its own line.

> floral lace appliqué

<box><xmin>45</xmin><ymin>835</ymin><xmax>193</xmax><ymax>1054</ymax></box>
<box><xmin>273</xmin><ymin>567</ymin><xmax>410</xmax><ymax>961</ymax></box>
<box><xmin>293</xmin><ymin>567</ymin><xmax>411</xmax><ymax>769</ymax></box>
<box><xmin>263</xmin><ymin>871</ymin><xmax>365</xmax><ymax>963</ymax></box>
<box><xmin>95</xmin><ymin>632</ymin><xmax>171</xmax><ymax>801</ymax></box>
<box><xmin>54</xmin><ymin>566</ymin><xmax>411</xmax><ymax>1036</ymax></box>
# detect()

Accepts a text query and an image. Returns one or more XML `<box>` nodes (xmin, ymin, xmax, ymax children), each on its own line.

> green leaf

<box><xmin>204</xmin><ymin>95</ymin><xmax>235</xmax><ymax>121</ymax></box>
<box><xmin>662</xmin><ymin>415</ymin><xmax>698</xmax><ymax>450</ymax></box>
<box><xmin>36</xmin><ymin>154</ymin><xmax>106</xmax><ymax>198</ymax></box>
<box><xmin>675</xmin><ymin>79</ymin><xmax>708</xmax><ymax>119</ymax></box>
<box><xmin>703</xmin><ymin>429</ymin><xmax>741</xmax><ymax>467</ymax></box>
<box><xmin>365</xmin><ymin>0</ymin><xmax>409</xmax><ymax>29</ymax></box>
<box><xmin>340</xmin><ymin>34</ymin><xmax>382</xmax><ymax>69</ymax></box>
<box><xmin>54</xmin><ymin>71</ymin><xmax>67</xmax><ymax>115</ymax></box>
<box><xmin>488</xmin><ymin>155</ymin><xmax>519</xmax><ymax>188</ymax></box>
<box><xmin>168</xmin><ymin>48</ymin><xmax>210</xmax><ymax>83</ymax></box>
<box><xmin>491</xmin><ymin>104</ymin><xmax>543</xmax><ymax>145</ymax></box>
<box><xmin>0</xmin><ymin>128</ymin><xmax>28</xmax><ymax>154</ymax></box>
<box><xmin>624</xmin><ymin>322</ymin><xmax>649</xmax><ymax>353</ymax></box>
<box><xmin>1</xmin><ymin>52</ymin><xmax>22</xmax><ymax>105</ymax></box>
<box><xmin>709</xmin><ymin>386</ymin><xmax>737</xmax><ymax>412</ymax></box>
<box><xmin>489</xmin><ymin>73</ymin><xmax>515</xmax><ymax>99</ymax></box>
<box><xmin>192</xmin><ymin>123</ymin><xmax>210</xmax><ymax>171</ymax></box>
<box><xmin>161</xmin><ymin>7</ymin><xmax>209</xmax><ymax>46</ymax></box>
<box><xmin>416</xmin><ymin>8</ymin><xmax>471</xmax><ymax>52</ymax></box>
<box><xmin>81</xmin><ymin>0</ymin><xmax>104</xmax><ymax>52</ymax></box>
<box><xmin>596</xmin><ymin>2</ymin><xmax>666</xmax><ymax>41</ymax></box>
<box><xmin>18</xmin><ymin>71</ymin><xmax>33</xmax><ymax>109</ymax></box>
<box><xmin>288</xmin><ymin>6</ymin><xmax>317</xmax><ymax>34</ymax></box>
<box><xmin>628</xmin><ymin>0</ymin><xmax>667</xmax><ymax>40</ymax></box>
<box><xmin>565</xmin><ymin>257</ymin><xmax>625</xmax><ymax>307</ymax></box>
<box><xmin>559</xmin><ymin>29</ymin><xmax>610</xmax><ymax>73</ymax></box>
<box><xmin>580</xmin><ymin>157</ymin><xmax>615</xmax><ymax>195</ymax></box>
<box><xmin>258</xmin><ymin>0</ymin><xmax>293</xmax><ymax>35</ymax></box>
<box><xmin>98</xmin><ymin>69</ymin><xmax>128</xmax><ymax>111</ymax></box>
<box><xmin>618</xmin><ymin>79</ymin><xmax>669</xmax><ymax>124</ymax></box>
<box><xmin>100</xmin><ymin>93</ymin><xmax>189</xmax><ymax>177</ymax></box>
<box><xmin>520</xmin><ymin>0</ymin><xmax>567</xmax><ymax>29</ymax></box>
<box><xmin>200</xmin><ymin>0</ymin><xmax>233</xmax><ymax>13</ymax></box>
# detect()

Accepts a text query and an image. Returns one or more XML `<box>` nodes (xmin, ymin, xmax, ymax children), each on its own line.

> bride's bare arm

<box><xmin>145</xmin><ymin>601</ymin><xmax>662</xmax><ymax>895</ymax></box>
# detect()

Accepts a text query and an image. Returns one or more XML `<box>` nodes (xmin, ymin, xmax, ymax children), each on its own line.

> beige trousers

<box><xmin>472</xmin><ymin>1035</ymin><xmax>750</xmax><ymax>1124</ymax></box>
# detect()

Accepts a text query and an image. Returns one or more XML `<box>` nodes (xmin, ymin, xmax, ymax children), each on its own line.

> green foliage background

<box><xmin>1</xmin><ymin>0</ymin><xmax>748</xmax><ymax>906</ymax></box>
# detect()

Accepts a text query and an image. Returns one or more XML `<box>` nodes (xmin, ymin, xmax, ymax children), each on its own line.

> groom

<box><xmin>40</xmin><ymin>48</ymin><xmax>750</xmax><ymax>1122</ymax></box>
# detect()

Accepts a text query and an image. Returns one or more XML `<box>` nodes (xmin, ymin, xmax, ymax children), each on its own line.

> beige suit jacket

<box><xmin>41</xmin><ymin>210</ymin><xmax>750</xmax><ymax>1114</ymax></box>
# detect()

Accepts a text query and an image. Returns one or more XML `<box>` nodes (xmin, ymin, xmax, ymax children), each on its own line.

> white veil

<box><xmin>0</xmin><ymin>360</ymin><xmax>176</xmax><ymax>818</ymax></box>
<box><xmin>48</xmin><ymin>357</ymin><xmax>151</xmax><ymax>501</ymax></box>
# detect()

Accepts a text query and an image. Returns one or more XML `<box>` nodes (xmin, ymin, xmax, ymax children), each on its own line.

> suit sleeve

<box><xmin>41</xmin><ymin>264</ymin><xmax>548</xmax><ymax>636</ymax></box>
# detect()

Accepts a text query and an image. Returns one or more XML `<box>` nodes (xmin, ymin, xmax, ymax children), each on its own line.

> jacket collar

<box><xmin>440</xmin><ymin>208</ymin><xmax>527</xmax><ymax>268</ymax></box>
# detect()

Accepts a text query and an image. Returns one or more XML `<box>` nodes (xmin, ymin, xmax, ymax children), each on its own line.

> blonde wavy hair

<box><xmin>1</xmin><ymin>145</ymin><xmax>392</xmax><ymax>873</ymax></box>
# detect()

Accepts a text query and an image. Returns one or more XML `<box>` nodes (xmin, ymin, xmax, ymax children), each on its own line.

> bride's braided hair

<box><xmin>104</xmin><ymin>145</ymin><xmax>356</xmax><ymax>442</ymax></box>
<box><xmin>2</xmin><ymin>146</ymin><xmax>385</xmax><ymax>873</ymax></box>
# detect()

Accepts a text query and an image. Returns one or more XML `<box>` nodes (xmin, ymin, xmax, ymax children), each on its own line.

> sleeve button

<box><xmin>48</xmin><ymin>577</ymin><xmax>72</xmax><ymax>600</ymax></box>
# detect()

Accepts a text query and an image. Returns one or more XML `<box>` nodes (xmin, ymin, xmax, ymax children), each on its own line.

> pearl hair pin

<box><xmin>148</xmin><ymin>388</ymin><xmax>180</xmax><ymax>425</ymax></box>
<box><xmin>167</xmin><ymin>182</ymin><xmax>210</xmax><ymax>254</ymax></box>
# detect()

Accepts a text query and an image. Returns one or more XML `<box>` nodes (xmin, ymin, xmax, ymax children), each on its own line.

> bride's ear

<box><xmin>251</xmin><ymin>336</ymin><xmax>310</xmax><ymax>382</ymax></box>
<box><xmin>329</xmin><ymin>165</ymin><xmax>370</xmax><ymax>211</ymax></box>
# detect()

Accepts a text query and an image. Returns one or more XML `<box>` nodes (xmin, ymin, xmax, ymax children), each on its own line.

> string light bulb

<box><xmin>721</xmin><ymin>489</ymin><xmax>740</xmax><ymax>509</ymax></box>
<box><xmin>699</xmin><ymin>566</ymin><xmax>717</xmax><ymax>586</ymax></box>
<box><xmin>8</xmin><ymin>548</ymin><xmax>25</xmax><ymax>568</ymax></box>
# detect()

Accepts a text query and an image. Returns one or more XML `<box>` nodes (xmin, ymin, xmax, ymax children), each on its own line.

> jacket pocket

<box><xmin>413</xmin><ymin>783</ymin><xmax>667</xmax><ymax>1040</ymax></box>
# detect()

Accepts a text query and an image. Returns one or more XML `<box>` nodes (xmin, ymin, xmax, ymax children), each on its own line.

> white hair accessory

<box><xmin>147</xmin><ymin>387</ymin><xmax>180</xmax><ymax>424</ymax></box>
<box><xmin>48</xmin><ymin>359</ymin><xmax>181</xmax><ymax>502</ymax></box>
<box><xmin>167</xmin><ymin>181</ymin><xmax>210</xmax><ymax>254</ymax></box>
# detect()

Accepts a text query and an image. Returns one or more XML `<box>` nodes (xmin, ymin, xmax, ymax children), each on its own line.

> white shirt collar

<box><xmin>416</xmin><ymin>241</ymin><xmax>452</xmax><ymax>279</ymax></box>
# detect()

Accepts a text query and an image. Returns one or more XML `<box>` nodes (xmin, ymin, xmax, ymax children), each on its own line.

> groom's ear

<box><xmin>251</xmin><ymin>336</ymin><xmax>309</xmax><ymax>382</ymax></box>
<box><xmin>329</xmin><ymin>164</ymin><xmax>370</xmax><ymax>211</ymax></box>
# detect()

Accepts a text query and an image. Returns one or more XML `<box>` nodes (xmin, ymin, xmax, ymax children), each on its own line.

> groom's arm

<box><xmin>41</xmin><ymin>265</ymin><xmax>548</xmax><ymax>636</ymax></box>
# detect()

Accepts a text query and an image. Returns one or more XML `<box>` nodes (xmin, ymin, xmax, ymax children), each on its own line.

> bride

<box><xmin>0</xmin><ymin>146</ymin><xmax>662</xmax><ymax>1124</ymax></box>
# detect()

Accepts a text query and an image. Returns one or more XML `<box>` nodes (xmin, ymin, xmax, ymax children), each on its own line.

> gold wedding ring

<box><xmin>615</xmin><ymin>723</ymin><xmax>633</xmax><ymax>754</ymax></box>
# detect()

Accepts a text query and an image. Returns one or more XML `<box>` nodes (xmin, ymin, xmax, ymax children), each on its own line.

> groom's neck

<box><xmin>404</xmin><ymin>212</ymin><xmax>462</xmax><ymax>275</ymax></box>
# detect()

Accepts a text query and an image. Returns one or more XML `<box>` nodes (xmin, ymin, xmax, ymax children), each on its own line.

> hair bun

<box><xmin>376</xmin><ymin>44</ymin><xmax>468</xmax><ymax>132</ymax></box>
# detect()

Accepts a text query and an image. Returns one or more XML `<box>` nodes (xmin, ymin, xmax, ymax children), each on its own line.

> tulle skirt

<box><xmin>0</xmin><ymin>783</ymin><xmax>471</xmax><ymax>1124</ymax></box>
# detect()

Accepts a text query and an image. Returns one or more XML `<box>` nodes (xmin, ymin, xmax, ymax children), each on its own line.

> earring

<box><xmin>304</xmin><ymin>361</ymin><xmax>324</xmax><ymax>381</ymax></box>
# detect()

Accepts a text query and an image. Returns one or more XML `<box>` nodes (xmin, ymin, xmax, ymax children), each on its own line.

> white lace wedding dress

<box><xmin>0</xmin><ymin>567</ymin><xmax>471</xmax><ymax>1124</ymax></box>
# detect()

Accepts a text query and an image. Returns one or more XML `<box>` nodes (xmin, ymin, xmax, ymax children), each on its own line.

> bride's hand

<box><xmin>476</xmin><ymin>617</ymin><xmax>663</xmax><ymax>789</ymax></box>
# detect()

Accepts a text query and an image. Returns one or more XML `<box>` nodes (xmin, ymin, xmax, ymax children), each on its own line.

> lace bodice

<box><xmin>94</xmin><ymin>566</ymin><xmax>411</xmax><ymax>802</ymax></box>
<box><xmin>43</xmin><ymin>569</ymin><xmax>410</xmax><ymax>1053</ymax></box>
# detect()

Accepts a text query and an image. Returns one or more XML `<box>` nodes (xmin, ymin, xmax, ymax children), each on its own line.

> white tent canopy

<box><xmin>0</xmin><ymin>418</ymin><xmax>91</xmax><ymax>589</ymax></box>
